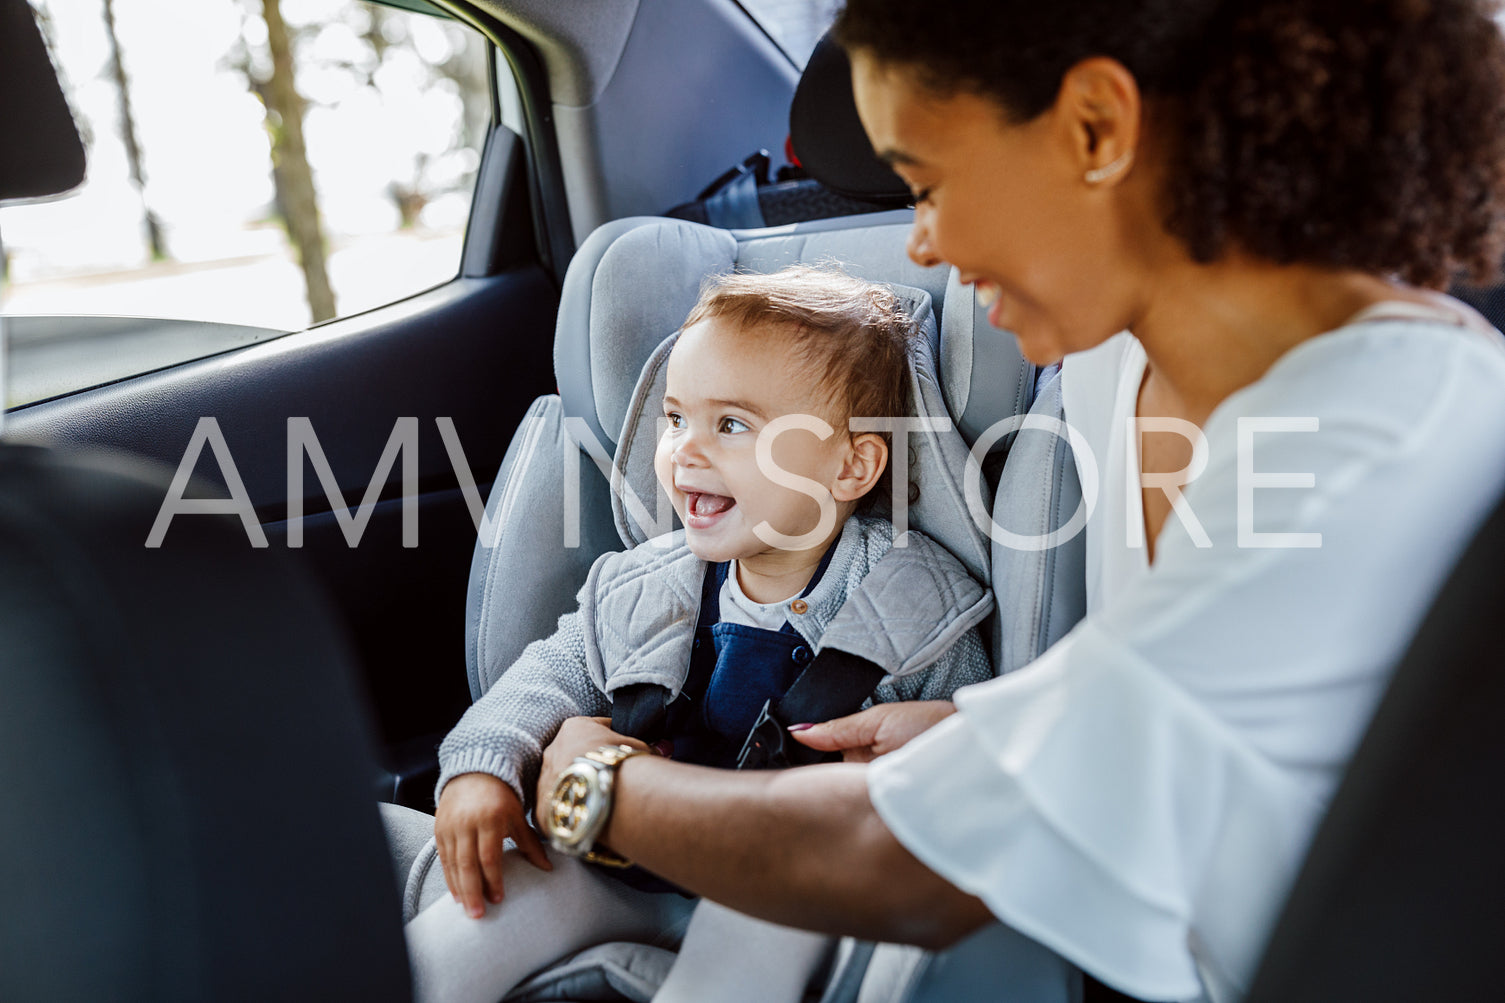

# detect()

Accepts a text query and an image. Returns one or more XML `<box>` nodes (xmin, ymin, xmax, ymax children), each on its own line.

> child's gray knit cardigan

<box><xmin>437</xmin><ymin>514</ymin><xmax>995</xmax><ymax>809</ymax></box>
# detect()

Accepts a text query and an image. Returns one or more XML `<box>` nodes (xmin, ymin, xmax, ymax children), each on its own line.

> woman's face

<box><xmin>849</xmin><ymin>52</ymin><xmax>1142</xmax><ymax>365</ymax></box>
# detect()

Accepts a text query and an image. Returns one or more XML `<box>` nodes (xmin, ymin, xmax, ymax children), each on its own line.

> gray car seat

<box><xmin>465</xmin><ymin>211</ymin><xmax>983</xmax><ymax>704</ymax></box>
<box><xmin>383</xmin><ymin>209</ymin><xmax>1092</xmax><ymax>1002</ymax></box>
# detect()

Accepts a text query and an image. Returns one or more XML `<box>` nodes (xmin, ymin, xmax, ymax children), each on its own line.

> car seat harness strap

<box><xmin>610</xmin><ymin>549</ymin><xmax>886</xmax><ymax>770</ymax></box>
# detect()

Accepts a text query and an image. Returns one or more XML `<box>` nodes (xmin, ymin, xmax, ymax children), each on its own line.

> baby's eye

<box><xmin>719</xmin><ymin>416</ymin><xmax>750</xmax><ymax>435</ymax></box>
<box><xmin>664</xmin><ymin>411</ymin><xmax>684</xmax><ymax>429</ymax></box>
<box><xmin>909</xmin><ymin>186</ymin><xmax>932</xmax><ymax>207</ymax></box>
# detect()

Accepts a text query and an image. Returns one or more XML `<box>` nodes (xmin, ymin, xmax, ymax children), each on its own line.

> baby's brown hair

<box><xmin>681</xmin><ymin>264</ymin><xmax>920</xmax><ymax>508</ymax></box>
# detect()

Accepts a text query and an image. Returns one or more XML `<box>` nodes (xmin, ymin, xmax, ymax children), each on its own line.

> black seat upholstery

<box><xmin>0</xmin><ymin>445</ymin><xmax>412</xmax><ymax>1000</ymax></box>
<box><xmin>0</xmin><ymin>7</ymin><xmax>410</xmax><ymax>996</ymax></box>
<box><xmin>664</xmin><ymin>32</ymin><xmax>911</xmax><ymax>228</ymax></box>
<box><xmin>1244</xmin><ymin>484</ymin><xmax>1505</xmax><ymax>1002</ymax></box>
<box><xmin>1450</xmin><ymin>281</ymin><xmax>1505</xmax><ymax>335</ymax></box>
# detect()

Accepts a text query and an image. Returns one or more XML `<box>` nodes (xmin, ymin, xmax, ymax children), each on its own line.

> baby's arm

<box><xmin>872</xmin><ymin>623</ymin><xmax>993</xmax><ymax>703</ymax></box>
<box><xmin>438</xmin><ymin>609</ymin><xmax>610</xmax><ymax>806</ymax></box>
<box><xmin>435</xmin><ymin>609</ymin><xmax>611</xmax><ymax>916</ymax></box>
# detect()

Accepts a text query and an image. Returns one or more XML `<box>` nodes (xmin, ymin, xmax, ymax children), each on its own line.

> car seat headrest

<box><xmin>610</xmin><ymin>284</ymin><xmax>991</xmax><ymax>582</ymax></box>
<box><xmin>939</xmin><ymin>270</ymin><xmax>1037</xmax><ymax>451</ymax></box>
<box><xmin>555</xmin><ymin>215</ymin><xmax>955</xmax><ymax>454</ymax></box>
<box><xmin>0</xmin><ymin>0</ymin><xmax>86</xmax><ymax>203</ymax></box>
<box><xmin>555</xmin><ymin>219</ymin><xmax>741</xmax><ymax>451</ymax></box>
<box><xmin>788</xmin><ymin>32</ymin><xmax>911</xmax><ymax>208</ymax></box>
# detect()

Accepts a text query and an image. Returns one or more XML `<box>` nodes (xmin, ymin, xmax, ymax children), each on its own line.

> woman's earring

<box><xmin>1085</xmin><ymin>151</ymin><xmax>1134</xmax><ymax>185</ymax></box>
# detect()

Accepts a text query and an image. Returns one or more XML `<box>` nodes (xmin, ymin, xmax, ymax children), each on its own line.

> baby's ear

<box><xmin>833</xmin><ymin>432</ymin><xmax>888</xmax><ymax>503</ymax></box>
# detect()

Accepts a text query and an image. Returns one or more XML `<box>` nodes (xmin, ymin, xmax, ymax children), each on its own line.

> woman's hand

<box><xmin>434</xmin><ymin>773</ymin><xmax>551</xmax><ymax>918</ymax></box>
<box><xmin>534</xmin><ymin>716</ymin><xmax>651</xmax><ymax>830</ymax></box>
<box><xmin>789</xmin><ymin>701</ymin><xmax>957</xmax><ymax>763</ymax></box>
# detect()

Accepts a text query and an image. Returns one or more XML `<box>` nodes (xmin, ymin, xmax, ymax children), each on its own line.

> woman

<box><xmin>533</xmin><ymin>1</ymin><xmax>1505</xmax><ymax>999</ymax></box>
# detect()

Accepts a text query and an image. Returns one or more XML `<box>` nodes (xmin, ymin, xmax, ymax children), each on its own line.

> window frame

<box><xmin>432</xmin><ymin>0</ymin><xmax>576</xmax><ymax>281</ymax></box>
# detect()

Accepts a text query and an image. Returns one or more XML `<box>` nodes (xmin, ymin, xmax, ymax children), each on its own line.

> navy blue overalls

<box><xmin>664</xmin><ymin>546</ymin><xmax>833</xmax><ymax>768</ymax></box>
<box><xmin>605</xmin><ymin>545</ymin><xmax>835</xmax><ymax>891</ymax></box>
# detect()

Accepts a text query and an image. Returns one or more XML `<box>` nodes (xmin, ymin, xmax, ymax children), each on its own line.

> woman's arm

<box><xmin>536</xmin><ymin>716</ymin><xmax>994</xmax><ymax>949</ymax></box>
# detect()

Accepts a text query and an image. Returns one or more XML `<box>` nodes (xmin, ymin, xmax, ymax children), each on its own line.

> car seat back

<box><xmin>466</xmin><ymin>211</ymin><xmax>997</xmax><ymax>701</ymax></box>
<box><xmin>0</xmin><ymin>446</ymin><xmax>410</xmax><ymax>1001</ymax></box>
<box><xmin>1243</xmin><ymin>482</ymin><xmax>1505</xmax><ymax>1002</ymax></box>
<box><xmin>455</xmin><ymin>209</ymin><xmax>1091</xmax><ymax>1003</ymax></box>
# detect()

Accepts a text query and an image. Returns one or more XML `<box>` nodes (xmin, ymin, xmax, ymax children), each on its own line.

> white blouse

<box><xmin>868</xmin><ymin>304</ymin><xmax>1505</xmax><ymax>1001</ymax></box>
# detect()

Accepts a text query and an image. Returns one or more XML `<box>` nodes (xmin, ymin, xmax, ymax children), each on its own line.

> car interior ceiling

<box><xmin>3</xmin><ymin>0</ymin><xmax>1504</xmax><ymax>1000</ymax></box>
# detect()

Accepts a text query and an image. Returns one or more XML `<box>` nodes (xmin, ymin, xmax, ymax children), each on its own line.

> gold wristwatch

<box><xmin>542</xmin><ymin>744</ymin><xmax>650</xmax><ymax>867</ymax></box>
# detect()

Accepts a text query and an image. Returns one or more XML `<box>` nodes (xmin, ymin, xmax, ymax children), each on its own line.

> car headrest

<box><xmin>610</xmin><ymin>283</ymin><xmax>992</xmax><ymax>583</ymax></box>
<box><xmin>0</xmin><ymin>445</ymin><xmax>410</xmax><ymax>1000</ymax></box>
<box><xmin>940</xmin><ymin>271</ymin><xmax>1038</xmax><ymax>451</ymax></box>
<box><xmin>788</xmin><ymin>32</ymin><xmax>910</xmax><ymax>207</ymax></box>
<box><xmin>0</xmin><ymin>0</ymin><xmax>86</xmax><ymax>202</ymax></box>
<box><xmin>554</xmin><ymin>214</ymin><xmax>951</xmax><ymax>453</ymax></box>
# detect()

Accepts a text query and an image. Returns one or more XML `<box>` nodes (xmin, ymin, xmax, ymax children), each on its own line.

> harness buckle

<box><xmin>736</xmin><ymin>699</ymin><xmax>836</xmax><ymax>770</ymax></box>
<box><xmin>735</xmin><ymin>700</ymin><xmax>789</xmax><ymax>770</ymax></box>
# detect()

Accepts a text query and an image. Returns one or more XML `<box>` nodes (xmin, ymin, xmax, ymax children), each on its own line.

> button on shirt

<box><xmin>720</xmin><ymin>560</ymin><xmax>803</xmax><ymax>630</ymax></box>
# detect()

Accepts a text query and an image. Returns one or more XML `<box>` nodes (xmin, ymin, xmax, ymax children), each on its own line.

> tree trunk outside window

<box><xmin>259</xmin><ymin>0</ymin><xmax>336</xmax><ymax>325</ymax></box>
<box><xmin>100</xmin><ymin>0</ymin><xmax>167</xmax><ymax>263</ymax></box>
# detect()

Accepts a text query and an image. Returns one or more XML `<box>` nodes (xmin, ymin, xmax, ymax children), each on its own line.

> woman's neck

<box><xmin>1128</xmin><ymin>251</ymin><xmax>1430</xmax><ymax>425</ymax></box>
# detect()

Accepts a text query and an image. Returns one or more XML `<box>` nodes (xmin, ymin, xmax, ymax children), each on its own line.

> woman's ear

<box><xmin>1057</xmin><ymin>56</ymin><xmax>1142</xmax><ymax>187</ymax></box>
<box><xmin>833</xmin><ymin>432</ymin><xmax>889</xmax><ymax>503</ymax></box>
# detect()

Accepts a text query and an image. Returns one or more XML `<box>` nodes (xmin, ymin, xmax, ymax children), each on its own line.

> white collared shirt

<box><xmin>869</xmin><ymin>303</ymin><xmax>1505</xmax><ymax>1001</ymax></box>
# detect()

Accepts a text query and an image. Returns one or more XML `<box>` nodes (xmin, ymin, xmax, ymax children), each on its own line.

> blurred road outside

<box><xmin>2</xmin><ymin>225</ymin><xmax>462</xmax><ymax>406</ymax></box>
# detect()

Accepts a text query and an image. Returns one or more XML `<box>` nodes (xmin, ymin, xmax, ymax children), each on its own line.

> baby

<box><xmin>404</xmin><ymin>265</ymin><xmax>994</xmax><ymax>1003</ymax></box>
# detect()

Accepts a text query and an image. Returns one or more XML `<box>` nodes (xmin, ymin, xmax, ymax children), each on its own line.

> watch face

<box><xmin>547</xmin><ymin>769</ymin><xmax>593</xmax><ymax>843</ymax></box>
<box><xmin>546</xmin><ymin>761</ymin><xmax>608</xmax><ymax>851</ymax></box>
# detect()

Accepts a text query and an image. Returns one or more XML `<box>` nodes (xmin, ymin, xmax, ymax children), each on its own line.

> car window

<box><xmin>0</xmin><ymin>0</ymin><xmax>491</xmax><ymax>408</ymax></box>
<box><xmin>737</xmin><ymin>0</ymin><xmax>840</xmax><ymax>66</ymax></box>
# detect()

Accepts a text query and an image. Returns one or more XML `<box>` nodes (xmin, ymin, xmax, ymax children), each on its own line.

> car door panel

<box><xmin>8</xmin><ymin>269</ymin><xmax>559</xmax><ymax>804</ymax></box>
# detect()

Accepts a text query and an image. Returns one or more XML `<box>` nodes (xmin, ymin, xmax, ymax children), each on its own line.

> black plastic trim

<box><xmin>430</xmin><ymin>0</ymin><xmax>576</xmax><ymax>280</ymax></box>
<box><xmin>462</xmin><ymin>125</ymin><xmax>537</xmax><ymax>276</ymax></box>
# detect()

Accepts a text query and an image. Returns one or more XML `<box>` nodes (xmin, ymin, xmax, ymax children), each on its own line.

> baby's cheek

<box><xmin>652</xmin><ymin>440</ymin><xmax>680</xmax><ymax>502</ymax></box>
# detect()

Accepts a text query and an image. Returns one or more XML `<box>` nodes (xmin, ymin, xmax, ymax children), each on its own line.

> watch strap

<box><xmin>585</xmin><ymin>743</ymin><xmax>650</xmax><ymax>769</ymax></box>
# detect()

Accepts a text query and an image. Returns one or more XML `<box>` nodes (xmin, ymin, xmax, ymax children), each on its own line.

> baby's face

<box><xmin>654</xmin><ymin>317</ymin><xmax>855</xmax><ymax>566</ymax></box>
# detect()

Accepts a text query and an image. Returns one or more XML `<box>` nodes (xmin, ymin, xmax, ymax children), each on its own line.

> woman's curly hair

<box><xmin>834</xmin><ymin>0</ymin><xmax>1505</xmax><ymax>288</ymax></box>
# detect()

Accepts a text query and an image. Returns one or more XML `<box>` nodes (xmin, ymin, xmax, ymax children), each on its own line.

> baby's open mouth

<box><xmin>686</xmin><ymin>491</ymin><xmax>735</xmax><ymax>519</ymax></box>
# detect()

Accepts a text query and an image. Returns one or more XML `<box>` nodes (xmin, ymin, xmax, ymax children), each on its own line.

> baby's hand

<box><xmin>434</xmin><ymin>773</ymin><xmax>552</xmax><ymax>918</ymax></box>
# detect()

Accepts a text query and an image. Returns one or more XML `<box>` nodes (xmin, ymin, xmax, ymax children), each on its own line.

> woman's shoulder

<box><xmin>1154</xmin><ymin>300</ymin><xmax>1505</xmax><ymax>572</ymax></box>
<box><xmin>1216</xmin><ymin>303</ymin><xmax>1505</xmax><ymax>447</ymax></box>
